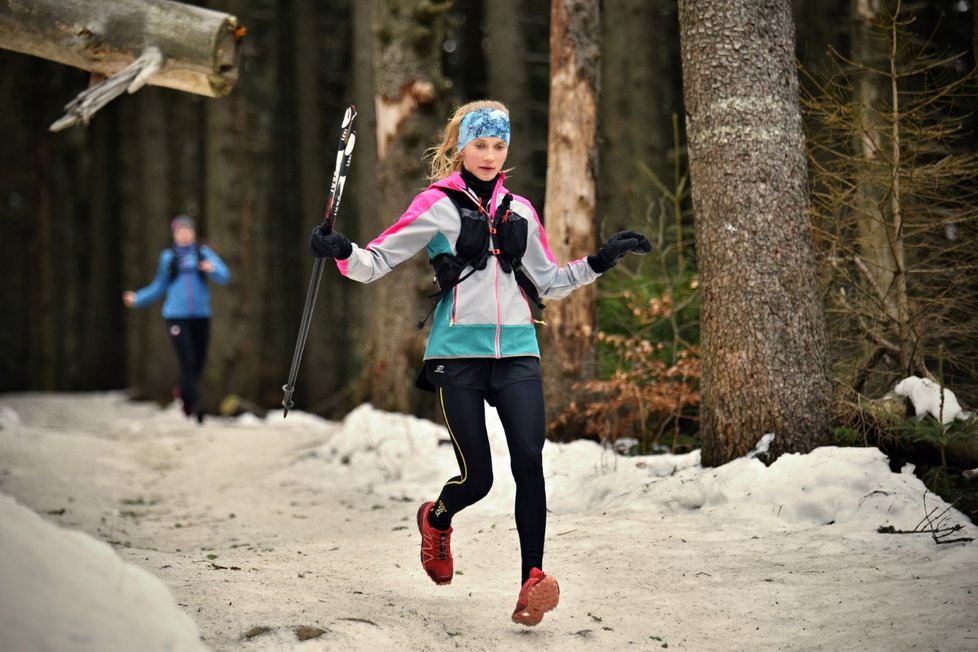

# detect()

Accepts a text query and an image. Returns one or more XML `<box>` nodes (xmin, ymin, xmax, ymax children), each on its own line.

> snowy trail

<box><xmin>1</xmin><ymin>392</ymin><xmax>977</xmax><ymax>651</ymax></box>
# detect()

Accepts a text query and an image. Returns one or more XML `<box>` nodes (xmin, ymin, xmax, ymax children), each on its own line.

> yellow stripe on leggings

<box><xmin>439</xmin><ymin>387</ymin><xmax>469</xmax><ymax>486</ymax></box>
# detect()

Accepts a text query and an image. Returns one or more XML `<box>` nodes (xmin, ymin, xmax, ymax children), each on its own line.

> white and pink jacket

<box><xmin>337</xmin><ymin>171</ymin><xmax>600</xmax><ymax>360</ymax></box>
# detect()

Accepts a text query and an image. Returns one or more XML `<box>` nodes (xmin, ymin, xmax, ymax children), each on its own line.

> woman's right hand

<box><xmin>309</xmin><ymin>224</ymin><xmax>353</xmax><ymax>259</ymax></box>
<box><xmin>122</xmin><ymin>291</ymin><xmax>136</xmax><ymax>308</ymax></box>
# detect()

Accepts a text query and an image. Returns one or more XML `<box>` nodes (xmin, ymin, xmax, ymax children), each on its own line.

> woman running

<box><xmin>309</xmin><ymin>100</ymin><xmax>650</xmax><ymax>625</ymax></box>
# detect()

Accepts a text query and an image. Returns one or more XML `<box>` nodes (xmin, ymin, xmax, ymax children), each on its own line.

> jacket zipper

<box><xmin>449</xmin><ymin>181</ymin><xmax>505</xmax><ymax>348</ymax></box>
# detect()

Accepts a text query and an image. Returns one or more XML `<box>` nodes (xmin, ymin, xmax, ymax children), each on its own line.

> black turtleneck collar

<box><xmin>460</xmin><ymin>168</ymin><xmax>499</xmax><ymax>208</ymax></box>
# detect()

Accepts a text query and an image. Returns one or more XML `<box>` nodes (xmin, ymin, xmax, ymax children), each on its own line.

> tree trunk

<box><xmin>792</xmin><ymin>0</ymin><xmax>849</xmax><ymax>73</ymax></box>
<box><xmin>199</xmin><ymin>0</ymin><xmax>280</xmax><ymax>413</ymax></box>
<box><xmin>120</xmin><ymin>88</ymin><xmax>179</xmax><ymax>402</ymax></box>
<box><xmin>974</xmin><ymin>0</ymin><xmax>978</xmax><ymax>68</ymax></box>
<box><xmin>0</xmin><ymin>0</ymin><xmax>241</xmax><ymax>98</ymax></box>
<box><xmin>678</xmin><ymin>0</ymin><xmax>832</xmax><ymax>464</ymax></box>
<box><xmin>486</xmin><ymin>0</ymin><xmax>550</xmax><ymax>210</ymax></box>
<box><xmin>356</xmin><ymin>0</ymin><xmax>449</xmax><ymax>417</ymax></box>
<box><xmin>330</xmin><ymin>0</ymin><xmax>378</xmax><ymax>414</ymax></box>
<box><xmin>598</xmin><ymin>0</ymin><xmax>681</xmax><ymax>234</ymax></box>
<box><xmin>540</xmin><ymin>0</ymin><xmax>601</xmax><ymax>433</ymax></box>
<box><xmin>36</xmin><ymin>119</ymin><xmax>56</xmax><ymax>389</ymax></box>
<box><xmin>0</xmin><ymin>53</ymin><xmax>71</xmax><ymax>390</ymax></box>
<box><xmin>279</xmin><ymin>1</ymin><xmax>330</xmax><ymax>414</ymax></box>
<box><xmin>79</xmin><ymin>115</ymin><xmax>126</xmax><ymax>389</ymax></box>
<box><xmin>296</xmin><ymin>1</ymin><xmax>359</xmax><ymax>417</ymax></box>
<box><xmin>486</xmin><ymin>0</ymin><xmax>533</xmax><ymax>201</ymax></box>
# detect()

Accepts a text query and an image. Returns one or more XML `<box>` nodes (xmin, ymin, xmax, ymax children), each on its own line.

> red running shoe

<box><xmin>511</xmin><ymin>567</ymin><xmax>559</xmax><ymax>626</ymax></box>
<box><xmin>417</xmin><ymin>501</ymin><xmax>453</xmax><ymax>585</ymax></box>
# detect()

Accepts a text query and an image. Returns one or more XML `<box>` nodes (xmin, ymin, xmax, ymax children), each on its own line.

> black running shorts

<box><xmin>416</xmin><ymin>357</ymin><xmax>541</xmax><ymax>404</ymax></box>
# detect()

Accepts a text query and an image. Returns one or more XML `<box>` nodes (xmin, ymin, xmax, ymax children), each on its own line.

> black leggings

<box><xmin>166</xmin><ymin>318</ymin><xmax>210</xmax><ymax>415</ymax></box>
<box><xmin>432</xmin><ymin>379</ymin><xmax>547</xmax><ymax>584</ymax></box>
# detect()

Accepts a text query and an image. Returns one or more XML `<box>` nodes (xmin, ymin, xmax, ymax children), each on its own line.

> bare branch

<box><xmin>50</xmin><ymin>47</ymin><xmax>164</xmax><ymax>132</ymax></box>
<box><xmin>878</xmin><ymin>493</ymin><xmax>974</xmax><ymax>545</ymax></box>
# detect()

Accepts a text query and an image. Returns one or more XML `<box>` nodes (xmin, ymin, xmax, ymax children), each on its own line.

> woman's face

<box><xmin>460</xmin><ymin>137</ymin><xmax>508</xmax><ymax>182</ymax></box>
<box><xmin>173</xmin><ymin>225</ymin><xmax>196</xmax><ymax>246</ymax></box>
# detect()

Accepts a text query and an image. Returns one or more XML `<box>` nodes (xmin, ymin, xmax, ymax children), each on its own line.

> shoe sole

<box><xmin>512</xmin><ymin>575</ymin><xmax>559</xmax><ymax>626</ymax></box>
<box><xmin>417</xmin><ymin>503</ymin><xmax>452</xmax><ymax>585</ymax></box>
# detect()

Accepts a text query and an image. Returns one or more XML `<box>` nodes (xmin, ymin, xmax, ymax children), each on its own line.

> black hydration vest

<box><xmin>168</xmin><ymin>243</ymin><xmax>208</xmax><ymax>283</ymax></box>
<box><xmin>417</xmin><ymin>188</ymin><xmax>544</xmax><ymax>330</ymax></box>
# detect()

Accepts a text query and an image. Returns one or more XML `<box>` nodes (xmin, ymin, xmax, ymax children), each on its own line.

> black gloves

<box><xmin>587</xmin><ymin>230</ymin><xmax>652</xmax><ymax>273</ymax></box>
<box><xmin>309</xmin><ymin>224</ymin><xmax>353</xmax><ymax>259</ymax></box>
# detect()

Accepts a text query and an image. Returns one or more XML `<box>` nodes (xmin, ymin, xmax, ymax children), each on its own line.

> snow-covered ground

<box><xmin>1</xmin><ymin>392</ymin><xmax>976</xmax><ymax>651</ymax></box>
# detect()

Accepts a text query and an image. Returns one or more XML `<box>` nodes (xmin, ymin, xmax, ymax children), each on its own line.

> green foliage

<box><xmin>891</xmin><ymin>414</ymin><xmax>978</xmax><ymax>467</ymax></box>
<box><xmin>595</xmin><ymin>263</ymin><xmax>699</xmax><ymax>375</ymax></box>
<box><xmin>921</xmin><ymin>466</ymin><xmax>954</xmax><ymax>496</ymax></box>
<box><xmin>828</xmin><ymin>425</ymin><xmax>863</xmax><ymax>447</ymax></box>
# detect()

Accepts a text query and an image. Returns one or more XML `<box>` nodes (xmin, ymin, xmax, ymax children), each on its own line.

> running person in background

<box><xmin>309</xmin><ymin>100</ymin><xmax>650</xmax><ymax>625</ymax></box>
<box><xmin>123</xmin><ymin>215</ymin><xmax>231</xmax><ymax>423</ymax></box>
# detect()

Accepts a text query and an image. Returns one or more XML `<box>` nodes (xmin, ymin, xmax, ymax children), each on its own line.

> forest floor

<box><xmin>2</xmin><ymin>392</ymin><xmax>978</xmax><ymax>651</ymax></box>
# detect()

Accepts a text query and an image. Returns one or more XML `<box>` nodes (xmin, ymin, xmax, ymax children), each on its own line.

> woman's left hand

<box><xmin>588</xmin><ymin>230</ymin><xmax>652</xmax><ymax>273</ymax></box>
<box><xmin>198</xmin><ymin>259</ymin><xmax>215</xmax><ymax>273</ymax></box>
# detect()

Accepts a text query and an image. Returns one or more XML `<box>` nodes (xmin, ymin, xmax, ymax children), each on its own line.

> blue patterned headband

<box><xmin>457</xmin><ymin>108</ymin><xmax>511</xmax><ymax>151</ymax></box>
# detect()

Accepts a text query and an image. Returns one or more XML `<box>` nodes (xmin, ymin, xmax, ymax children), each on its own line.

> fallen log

<box><xmin>0</xmin><ymin>0</ymin><xmax>243</xmax><ymax>129</ymax></box>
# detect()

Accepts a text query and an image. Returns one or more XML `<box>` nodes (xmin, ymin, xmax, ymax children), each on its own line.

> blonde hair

<box><xmin>426</xmin><ymin>100</ymin><xmax>510</xmax><ymax>181</ymax></box>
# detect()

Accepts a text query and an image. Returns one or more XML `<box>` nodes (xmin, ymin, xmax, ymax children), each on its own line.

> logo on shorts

<box><xmin>434</xmin><ymin>364</ymin><xmax>445</xmax><ymax>374</ymax></box>
<box><xmin>169</xmin><ymin>325</ymin><xmax>182</xmax><ymax>336</ymax></box>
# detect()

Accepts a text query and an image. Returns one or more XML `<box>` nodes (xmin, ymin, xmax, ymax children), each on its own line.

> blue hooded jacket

<box><xmin>133</xmin><ymin>244</ymin><xmax>231</xmax><ymax>319</ymax></box>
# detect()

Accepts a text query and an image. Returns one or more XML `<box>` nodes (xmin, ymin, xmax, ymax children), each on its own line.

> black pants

<box><xmin>166</xmin><ymin>318</ymin><xmax>210</xmax><ymax>416</ymax></box>
<box><xmin>424</xmin><ymin>357</ymin><xmax>547</xmax><ymax>584</ymax></box>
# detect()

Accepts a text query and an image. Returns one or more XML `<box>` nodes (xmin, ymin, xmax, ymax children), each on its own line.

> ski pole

<box><xmin>282</xmin><ymin>105</ymin><xmax>357</xmax><ymax>417</ymax></box>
